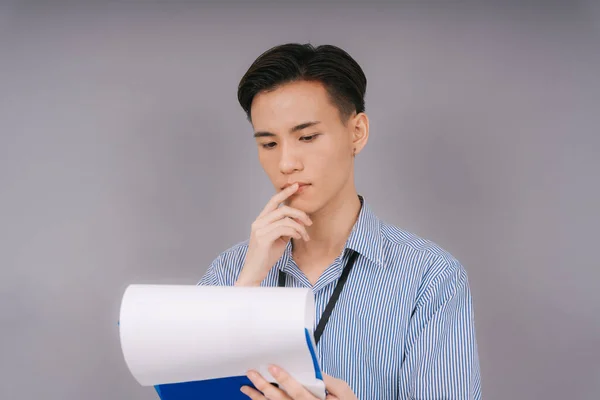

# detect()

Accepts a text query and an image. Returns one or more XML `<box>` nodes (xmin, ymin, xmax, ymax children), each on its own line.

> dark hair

<box><xmin>237</xmin><ymin>43</ymin><xmax>367</xmax><ymax>122</ymax></box>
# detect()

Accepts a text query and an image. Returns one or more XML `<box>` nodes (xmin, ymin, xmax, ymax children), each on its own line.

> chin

<box><xmin>287</xmin><ymin>195</ymin><xmax>323</xmax><ymax>215</ymax></box>
<box><xmin>286</xmin><ymin>197</ymin><xmax>311</xmax><ymax>212</ymax></box>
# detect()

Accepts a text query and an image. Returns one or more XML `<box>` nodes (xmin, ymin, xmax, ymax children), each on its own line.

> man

<box><xmin>198</xmin><ymin>43</ymin><xmax>482</xmax><ymax>399</ymax></box>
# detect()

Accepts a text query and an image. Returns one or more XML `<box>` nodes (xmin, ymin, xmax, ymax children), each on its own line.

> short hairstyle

<box><xmin>237</xmin><ymin>43</ymin><xmax>367</xmax><ymax>123</ymax></box>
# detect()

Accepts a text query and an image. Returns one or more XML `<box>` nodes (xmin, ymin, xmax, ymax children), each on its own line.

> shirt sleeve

<box><xmin>399</xmin><ymin>257</ymin><xmax>482</xmax><ymax>399</ymax></box>
<box><xmin>196</xmin><ymin>255</ymin><xmax>226</xmax><ymax>286</ymax></box>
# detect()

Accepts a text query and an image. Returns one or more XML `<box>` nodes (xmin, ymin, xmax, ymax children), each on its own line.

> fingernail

<box><xmin>269</xmin><ymin>365</ymin><xmax>280</xmax><ymax>377</ymax></box>
<box><xmin>240</xmin><ymin>386</ymin><xmax>248</xmax><ymax>394</ymax></box>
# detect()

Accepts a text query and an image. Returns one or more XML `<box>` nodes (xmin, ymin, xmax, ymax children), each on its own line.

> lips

<box><xmin>282</xmin><ymin>182</ymin><xmax>310</xmax><ymax>190</ymax></box>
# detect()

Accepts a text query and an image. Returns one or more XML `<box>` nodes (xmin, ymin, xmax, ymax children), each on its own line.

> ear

<box><xmin>349</xmin><ymin>112</ymin><xmax>369</xmax><ymax>156</ymax></box>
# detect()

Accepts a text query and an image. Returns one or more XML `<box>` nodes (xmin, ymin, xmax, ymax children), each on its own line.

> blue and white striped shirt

<box><xmin>198</xmin><ymin>196</ymin><xmax>482</xmax><ymax>399</ymax></box>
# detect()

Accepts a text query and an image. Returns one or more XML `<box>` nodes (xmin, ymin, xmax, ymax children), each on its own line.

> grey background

<box><xmin>1</xmin><ymin>1</ymin><xmax>599</xmax><ymax>399</ymax></box>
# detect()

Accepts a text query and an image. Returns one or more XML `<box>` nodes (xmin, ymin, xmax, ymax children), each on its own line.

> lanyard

<box><xmin>277</xmin><ymin>249</ymin><xmax>359</xmax><ymax>345</ymax></box>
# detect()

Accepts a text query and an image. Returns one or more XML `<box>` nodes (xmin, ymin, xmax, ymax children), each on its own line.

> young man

<box><xmin>198</xmin><ymin>43</ymin><xmax>482</xmax><ymax>399</ymax></box>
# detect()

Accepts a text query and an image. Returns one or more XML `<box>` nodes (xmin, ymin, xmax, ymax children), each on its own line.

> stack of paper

<box><xmin>118</xmin><ymin>284</ymin><xmax>326</xmax><ymax>400</ymax></box>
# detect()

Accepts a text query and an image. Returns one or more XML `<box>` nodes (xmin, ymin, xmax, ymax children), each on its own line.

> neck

<box><xmin>292</xmin><ymin>185</ymin><xmax>362</xmax><ymax>262</ymax></box>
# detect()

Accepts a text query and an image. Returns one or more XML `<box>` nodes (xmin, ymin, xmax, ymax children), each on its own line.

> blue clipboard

<box><xmin>154</xmin><ymin>328</ymin><xmax>324</xmax><ymax>400</ymax></box>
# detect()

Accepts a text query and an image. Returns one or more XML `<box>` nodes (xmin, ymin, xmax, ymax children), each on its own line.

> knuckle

<box><xmin>254</xmin><ymin>232</ymin><xmax>268</xmax><ymax>244</ymax></box>
<box><xmin>280</xmin><ymin>218</ymin><xmax>291</xmax><ymax>227</ymax></box>
<box><xmin>252</xmin><ymin>218</ymin><xmax>266</xmax><ymax>229</ymax></box>
<box><xmin>279</xmin><ymin>218</ymin><xmax>291</xmax><ymax>227</ymax></box>
<box><xmin>280</xmin><ymin>205</ymin><xmax>291</xmax><ymax>215</ymax></box>
<box><xmin>244</xmin><ymin>390</ymin><xmax>259</xmax><ymax>400</ymax></box>
<box><xmin>277</xmin><ymin>374</ymin><xmax>291</xmax><ymax>385</ymax></box>
<box><xmin>286</xmin><ymin>386</ymin><xmax>305</xmax><ymax>399</ymax></box>
<box><xmin>254</xmin><ymin>380</ymin><xmax>269</xmax><ymax>391</ymax></box>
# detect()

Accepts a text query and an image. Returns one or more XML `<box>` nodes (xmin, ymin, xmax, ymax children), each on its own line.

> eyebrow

<box><xmin>253</xmin><ymin>121</ymin><xmax>321</xmax><ymax>138</ymax></box>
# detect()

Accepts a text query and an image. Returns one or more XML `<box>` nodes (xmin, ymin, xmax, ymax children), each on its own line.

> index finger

<box><xmin>258</xmin><ymin>183</ymin><xmax>299</xmax><ymax>218</ymax></box>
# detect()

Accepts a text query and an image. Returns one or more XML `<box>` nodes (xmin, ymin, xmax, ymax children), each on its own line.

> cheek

<box><xmin>311</xmin><ymin>148</ymin><xmax>351</xmax><ymax>181</ymax></box>
<box><xmin>318</xmin><ymin>138</ymin><xmax>351</xmax><ymax>164</ymax></box>
<box><xmin>258</xmin><ymin>153</ymin><xmax>278</xmax><ymax>178</ymax></box>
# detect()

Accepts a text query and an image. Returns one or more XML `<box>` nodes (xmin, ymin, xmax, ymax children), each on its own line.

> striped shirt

<box><xmin>198</xmin><ymin>195</ymin><xmax>482</xmax><ymax>399</ymax></box>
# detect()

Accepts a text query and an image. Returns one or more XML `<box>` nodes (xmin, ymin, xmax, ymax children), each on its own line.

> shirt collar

<box><xmin>276</xmin><ymin>194</ymin><xmax>385</xmax><ymax>271</ymax></box>
<box><xmin>344</xmin><ymin>195</ymin><xmax>386</xmax><ymax>268</ymax></box>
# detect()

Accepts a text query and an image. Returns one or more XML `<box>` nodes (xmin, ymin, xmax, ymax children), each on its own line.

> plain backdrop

<box><xmin>1</xmin><ymin>1</ymin><xmax>599</xmax><ymax>399</ymax></box>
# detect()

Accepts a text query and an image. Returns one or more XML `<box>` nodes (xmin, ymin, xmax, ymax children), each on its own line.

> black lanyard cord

<box><xmin>277</xmin><ymin>249</ymin><xmax>359</xmax><ymax>345</ymax></box>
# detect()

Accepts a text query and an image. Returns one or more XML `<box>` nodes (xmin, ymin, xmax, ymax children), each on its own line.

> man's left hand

<box><xmin>241</xmin><ymin>365</ymin><xmax>358</xmax><ymax>400</ymax></box>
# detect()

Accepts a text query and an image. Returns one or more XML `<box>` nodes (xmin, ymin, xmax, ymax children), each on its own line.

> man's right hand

<box><xmin>235</xmin><ymin>183</ymin><xmax>313</xmax><ymax>287</ymax></box>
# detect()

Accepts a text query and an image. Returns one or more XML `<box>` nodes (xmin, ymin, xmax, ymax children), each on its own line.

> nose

<box><xmin>278</xmin><ymin>142</ymin><xmax>303</xmax><ymax>174</ymax></box>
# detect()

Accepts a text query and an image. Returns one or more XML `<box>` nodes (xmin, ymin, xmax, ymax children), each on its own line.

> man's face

<box><xmin>250</xmin><ymin>80</ymin><xmax>358</xmax><ymax>214</ymax></box>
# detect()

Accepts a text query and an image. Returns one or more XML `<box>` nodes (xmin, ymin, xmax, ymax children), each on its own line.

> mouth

<box><xmin>281</xmin><ymin>182</ymin><xmax>310</xmax><ymax>190</ymax></box>
<box><xmin>281</xmin><ymin>182</ymin><xmax>311</xmax><ymax>191</ymax></box>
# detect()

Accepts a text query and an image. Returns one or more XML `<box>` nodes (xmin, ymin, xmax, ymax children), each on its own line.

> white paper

<box><xmin>118</xmin><ymin>284</ymin><xmax>325</xmax><ymax>399</ymax></box>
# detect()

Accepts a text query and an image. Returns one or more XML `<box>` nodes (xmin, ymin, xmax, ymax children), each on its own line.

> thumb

<box><xmin>322</xmin><ymin>374</ymin><xmax>347</xmax><ymax>396</ymax></box>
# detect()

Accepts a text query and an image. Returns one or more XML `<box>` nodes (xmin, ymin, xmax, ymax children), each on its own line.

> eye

<box><xmin>261</xmin><ymin>142</ymin><xmax>277</xmax><ymax>149</ymax></box>
<box><xmin>300</xmin><ymin>134</ymin><xmax>320</xmax><ymax>142</ymax></box>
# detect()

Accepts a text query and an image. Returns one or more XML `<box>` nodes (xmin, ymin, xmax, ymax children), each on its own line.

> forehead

<box><xmin>250</xmin><ymin>80</ymin><xmax>340</xmax><ymax>132</ymax></box>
